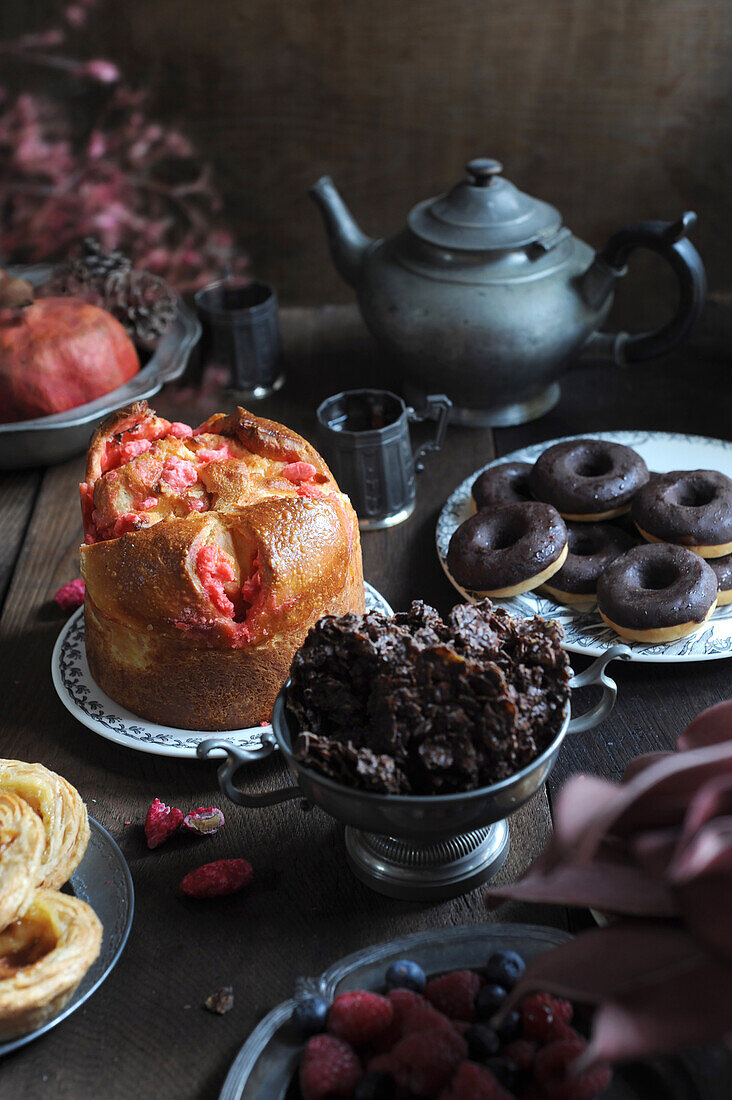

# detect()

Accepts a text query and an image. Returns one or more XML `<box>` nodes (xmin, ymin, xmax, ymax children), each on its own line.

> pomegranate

<box><xmin>0</xmin><ymin>273</ymin><xmax>140</xmax><ymax>423</ymax></box>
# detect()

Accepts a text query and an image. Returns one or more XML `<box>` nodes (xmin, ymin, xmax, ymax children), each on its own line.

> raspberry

<box><xmin>387</xmin><ymin>988</ymin><xmax>429</xmax><ymax>1024</ymax></box>
<box><xmin>545</xmin><ymin>1020</ymin><xmax>580</xmax><ymax>1044</ymax></box>
<box><xmin>327</xmin><ymin>991</ymin><xmax>394</xmax><ymax>1045</ymax></box>
<box><xmin>501</xmin><ymin>1038</ymin><xmax>537</xmax><ymax>1071</ymax></box>
<box><xmin>54</xmin><ymin>578</ymin><xmax>85</xmax><ymax>612</ymax></box>
<box><xmin>144</xmin><ymin>797</ymin><xmax>183</xmax><ymax>849</ymax></box>
<box><xmin>374</xmin><ymin>1026</ymin><xmax>467</xmax><ymax>1097</ymax></box>
<box><xmin>299</xmin><ymin>1034</ymin><xmax>361</xmax><ymax>1100</ymax></box>
<box><xmin>520</xmin><ymin>993</ymin><xmax>573</xmax><ymax>1042</ymax></box>
<box><xmin>371</xmin><ymin>989</ymin><xmax>429</xmax><ymax>1051</ymax></box>
<box><xmin>401</xmin><ymin>1001</ymin><xmax>460</xmax><ymax>1039</ymax></box>
<box><xmin>179</xmin><ymin>858</ymin><xmax>253</xmax><ymax>898</ymax></box>
<box><xmin>535</xmin><ymin>1038</ymin><xmax>612</xmax><ymax>1100</ymax></box>
<box><xmin>426</xmin><ymin>970</ymin><xmax>483</xmax><ymax>1022</ymax></box>
<box><xmin>439</xmin><ymin>1060</ymin><xmax>515</xmax><ymax>1099</ymax></box>
<box><xmin>182</xmin><ymin>806</ymin><xmax>225</xmax><ymax>835</ymax></box>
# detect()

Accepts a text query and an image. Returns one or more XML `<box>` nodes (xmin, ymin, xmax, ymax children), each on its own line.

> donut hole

<box><xmin>636</xmin><ymin>560</ymin><xmax>679</xmax><ymax>591</ymax></box>
<box><xmin>573</xmin><ymin>452</ymin><xmax>614</xmax><ymax>479</ymax></box>
<box><xmin>568</xmin><ymin>531</ymin><xmax>602</xmax><ymax>557</ymax></box>
<box><xmin>510</xmin><ymin>474</ymin><xmax>532</xmax><ymax>499</ymax></box>
<box><xmin>670</xmin><ymin>480</ymin><xmax>717</xmax><ymax>508</ymax></box>
<box><xmin>487</xmin><ymin>515</ymin><xmax>525</xmax><ymax>551</ymax></box>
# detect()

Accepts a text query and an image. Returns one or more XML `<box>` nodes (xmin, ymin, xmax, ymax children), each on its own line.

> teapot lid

<box><xmin>407</xmin><ymin>158</ymin><xmax>562</xmax><ymax>251</ymax></box>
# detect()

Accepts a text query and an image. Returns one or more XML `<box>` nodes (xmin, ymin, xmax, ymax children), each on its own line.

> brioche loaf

<box><xmin>79</xmin><ymin>401</ymin><xmax>364</xmax><ymax>730</ymax></box>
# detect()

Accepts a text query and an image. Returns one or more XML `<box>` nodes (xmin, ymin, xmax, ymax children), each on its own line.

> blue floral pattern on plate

<box><xmin>51</xmin><ymin>582</ymin><xmax>394</xmax><ymax>757</ymax></box>
<box><xmin>436</xmin><ymin>430</ymin><xmax>732</xmax><ymax>664</ymax></box>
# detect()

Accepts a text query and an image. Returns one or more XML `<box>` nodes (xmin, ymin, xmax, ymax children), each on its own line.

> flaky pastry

<box><xmin>0</xmin><ymin>889</ymin><xmax>102</xmax><ymax>1039</ymax></box>
<box><xmin>0</xmin><ymin>792</ymin><xmax>44</xmax><ymax>929</ymax></box>
<box><xmin>0</xmin><ymin>761</ymin><xmax>90</xmax><ymax>890</ymax></box>
<box><xmin>79</xmin><ymin>402</ymin><xmax>365</xmax><ymax>729</ymax></box>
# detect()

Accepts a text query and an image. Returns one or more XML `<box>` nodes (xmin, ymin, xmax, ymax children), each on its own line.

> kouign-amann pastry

<box><xmin>0</xmin><ymin>889</ymin><xmax>102</xmax><ymax>1040</ymax></box>
<box><xmin>79</xmin><ymin>401</ymin><xmax>365</xmax><ymax>730</ymax></box>
<box><xmin>0</xmin><ymin>760</ymin><xmax>89</xmax><ymax>890</ymax></box>
<box><xmin>288</xmin><ymin>600</ymin><xmax>571</xmax><ymax>795</ymax></box>
<box><xmin>0</xmin><ymin>792</ymin><xmax>44</xmax><ymax>929</ymax></box>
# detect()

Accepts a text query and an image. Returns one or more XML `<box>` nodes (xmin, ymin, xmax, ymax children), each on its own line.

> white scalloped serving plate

<box><xmin>436</xmin><ymin>431</ymin><xmax>732</xmax><ymax>663</ymax></box>
<box><xmin>51</xmin><ymin>582</ymin><xmax>393</xmax><ymax>758</ymax></box>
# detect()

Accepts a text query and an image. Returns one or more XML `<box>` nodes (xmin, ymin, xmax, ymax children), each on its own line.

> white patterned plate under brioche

<box><xmin>79</xmin><ymin>401</ymin><xmax>365</xmax><ymax>730</ymax></box>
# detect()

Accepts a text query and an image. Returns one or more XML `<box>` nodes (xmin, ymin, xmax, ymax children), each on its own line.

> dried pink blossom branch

<box><xmin>0</xmin><ymin>0</ymin><xmax>246</xmax><ymax>289</ymax></box>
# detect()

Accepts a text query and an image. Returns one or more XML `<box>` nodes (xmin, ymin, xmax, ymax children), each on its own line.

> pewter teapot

<box><xmin>311</xmin><ymin>159</ymin><xmax>706</xmax><ymax>426</ymax></box>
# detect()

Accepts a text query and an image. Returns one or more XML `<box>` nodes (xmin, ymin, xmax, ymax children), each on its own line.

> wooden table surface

<box><xmin>0</xmin><ymin>306</ymin><xmax>730</xmax><ymax>1098</ymax></box>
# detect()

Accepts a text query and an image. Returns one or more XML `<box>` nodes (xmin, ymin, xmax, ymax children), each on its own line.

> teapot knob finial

<box><xmin>466</xmin><ymin>158</ymin><xmax>503</xmax><ymax>187</ymax></box>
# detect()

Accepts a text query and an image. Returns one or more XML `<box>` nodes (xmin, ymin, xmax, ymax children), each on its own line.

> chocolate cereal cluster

<box><xmin>287</xmin><ymin>601</ymin><xmax>571</xmax><ymax>795</ymax></box>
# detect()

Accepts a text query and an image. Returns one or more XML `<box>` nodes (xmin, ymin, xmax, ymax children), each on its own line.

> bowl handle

<box><xmin>197</xmin><ymin>735</ymin><xmax>302</xmax><ymax>808</ymax></box>
<box><xmin>566</xmin><ymin>645</ymin><xmax>631</xmax><ymax>734</ymax></box>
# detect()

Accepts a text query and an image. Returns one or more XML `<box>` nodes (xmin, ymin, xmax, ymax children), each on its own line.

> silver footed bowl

<box><xmin>198</xmin><ymin>645</ymin><xmax>630</xmax><ymax>842</ymax></box>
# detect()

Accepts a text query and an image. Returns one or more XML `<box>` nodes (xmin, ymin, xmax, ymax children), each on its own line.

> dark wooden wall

<box><xmin>5</xmin><ymin>1</ymin><xmax>732</xmax><ymax>331</ymax></box>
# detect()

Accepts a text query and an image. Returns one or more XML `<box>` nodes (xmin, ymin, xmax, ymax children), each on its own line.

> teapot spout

<box><xmin>310</xmin><ymin>176</ymin><xmax>373</xmax><ymax>289</ymax></box>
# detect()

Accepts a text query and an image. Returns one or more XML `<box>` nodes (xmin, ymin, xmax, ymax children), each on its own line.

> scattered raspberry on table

<box><xmin>54</xmin><ymin>578</ymin><xmax>85</xmax><ymax>612</ymax></box>
<box><xmin>180</xmin><ymin>858</ymin><xmax>253</xmax><ymax>898</ymax></box>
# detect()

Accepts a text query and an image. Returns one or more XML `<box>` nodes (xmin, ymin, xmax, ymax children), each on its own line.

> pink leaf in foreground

<box><xmin>678</xmin><ymin>699</ymin><xmax>732</xmax><ymax>751</ymax></box>
<box><xmin>539</xmin><ymin>775</ymin><xmax>621</xmax><ymax>869</ymax></box>
<box><xmin>485</xmin><ymin>860</ymin><xmax>677</xmax><ymax>916</ymax></box>
<box><xmin>678</xmin><ymin>774</ymin><xmax>732</xmax><ymax>850</ymax></box>
<box><xmin>580</xmin><ymin>952</ymin><xmax>732</xmax><ymax>1067</ymax></box>
<box><xmin>506</xmin><ymin>922</ymin><xmax>713</xmax><ymax>1008</ymax></box>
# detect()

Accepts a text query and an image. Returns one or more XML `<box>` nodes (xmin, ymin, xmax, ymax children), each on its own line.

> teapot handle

<box><xmin>582</xmin><ymin>212</ymin><xmax>706</xmax><ymax>365</ymax></box>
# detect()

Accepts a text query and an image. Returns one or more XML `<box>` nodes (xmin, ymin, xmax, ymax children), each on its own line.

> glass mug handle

<box><xmin>408</xmin><ymin>394</ymin><xmax>452</xmax><ymax>472</ymax></box>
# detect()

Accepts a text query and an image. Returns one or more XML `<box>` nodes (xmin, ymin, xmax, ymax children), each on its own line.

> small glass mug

<box><xmin>194</xmin><ymin>278</ymin><xmax>285</xmax><ymax>399</ymax></box>
<box><xmin>316</xmin><ymin>389</ymin><xmax>451</xmax><ymax>528</ymax></box>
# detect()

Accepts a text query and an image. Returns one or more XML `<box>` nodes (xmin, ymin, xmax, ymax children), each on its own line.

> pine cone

<box><xmin>104</xmin><ymin>270</ymin><xmax>177</xmax><ymax>347</ymax></box>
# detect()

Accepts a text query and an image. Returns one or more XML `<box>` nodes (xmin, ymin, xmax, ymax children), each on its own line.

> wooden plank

<box><xmin>0</xmin><ymin>468</ymin><xmax>41</xmax><ymax>610</ymax></box>
<box><xmin>0</xmin><ymin>307</ymin><xmax>561</xmax><ymax>1100</ymax></box>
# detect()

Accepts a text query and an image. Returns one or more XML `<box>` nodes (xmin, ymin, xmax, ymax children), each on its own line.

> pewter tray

<box><xmin>0</xmin><ymin>263</ymin><xmax>200</xmax><ymax>469</ymax></box>
<box><xmin>218</xmin><ymin>922</ymin><xmax>712</xmax><ymax>1100</ymax></box>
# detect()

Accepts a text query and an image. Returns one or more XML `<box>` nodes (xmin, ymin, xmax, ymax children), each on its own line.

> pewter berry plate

<box><xmin>436</xmin><ymin>431</ymin><xmax>732</xmax><ymax>664</ymax></box>
<box><xmin>51</xmin><ymin>581</ymin><xmax>394</xmax><ymax>758</ymax></box>
<box><xmin>218</xmin><ymin>922</ymin><xmax>711</xmax><ymax>1099</ymax></box>
<box><xmin>0</xmin><ymin>818</ymin><xmax>134</xmax><ymax>1056</ymax></box>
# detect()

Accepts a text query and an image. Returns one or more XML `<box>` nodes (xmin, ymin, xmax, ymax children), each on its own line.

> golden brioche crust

<box><xmin>79</xmin><ymin>402</ymin><xmax>365</xmax><ymax>729</ymax></box>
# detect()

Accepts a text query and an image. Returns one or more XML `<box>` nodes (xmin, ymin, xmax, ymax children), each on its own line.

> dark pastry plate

<box><xmin>219</xmin><ymin>922</ymin><xmax>722</xmax><ymax>1099</ymax></box>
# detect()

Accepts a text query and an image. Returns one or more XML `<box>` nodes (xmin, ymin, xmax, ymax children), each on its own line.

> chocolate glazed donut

<box><xmin>709</xmin><ymin>552</ymin><xmax>732</xmax><ymax>606</ymax></box>
<box><xmin>447</xmin><ymin>501</ymin><xmax>568</xmax><ymax>597</ymax></box>
<box><xmin>471</xmin><ymin>461</ymin><xmax>533</xmax><ymax>511</ymax></box>
<box><xmin>632</xmin><ymin>469</ymin><xmax>732</xmax><ymax>557</ymax></box>
<box><xmin>541</xmin><ymin>522</ymin><xmax>637</xmax><ymax>607</ymax></box>
<box><xmin>597</xmin><ymin>542</ymin><xmax>718</xmax><ymax>644</ymax></box>
<box><xmin>530</xmin><ymin>439</ymin><xmax>649</xmax><ymax>521</ymax></box>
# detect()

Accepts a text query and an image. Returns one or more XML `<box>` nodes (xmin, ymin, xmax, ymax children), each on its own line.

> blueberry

<box><xmin>485</xmin><ymin>950</ymin><xmax>526</xmax><ymax>990</ymax></box>
<box><xmin>291</xmin><ymin>995</ymin><xmax>328</xmax><ymax>1036</ymax></box>
<box><xmin>475</xmin><ymin>982</ymin><xmax>508</xmax><ymax>1019</ymax></box>
<box><xmin>355</xmin><ymin>1072</ymin><xmax>396</xmax><ymax>1099</ymax></box>
<box><xmin>384</xmin><ymin>958</ymin><xmax>426</xmax><ymax>993</ymax></box>
<box><xmin>464</xmin><ymin>1023</ymin><xmax>500</xmax><ymax>1061</ymax></box>
<box><xmin>484</xmin><ymin>1057</ymin><xmax>519</xmax><ymax>1091</ymax></box>
<box><xmin>495</xmin><ymin>1008</ymin><xmax>521</xmax><ymax>1044</ymax></box>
